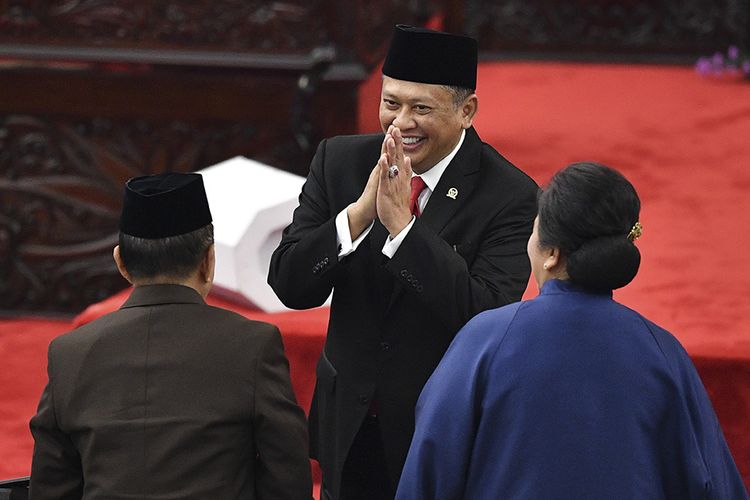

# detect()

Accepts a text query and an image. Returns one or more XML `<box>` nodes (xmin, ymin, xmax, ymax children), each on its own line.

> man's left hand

<box><xmin>377</xmin><ymin>127</ymin><xmax>413</xmax><ymax>237</ymax></box>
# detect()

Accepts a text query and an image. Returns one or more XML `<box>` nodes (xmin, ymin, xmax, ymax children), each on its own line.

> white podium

<box><xmin>199</xmin><ymin>156</ymin><xmax>305</xmax><ymax>312</ymax></box>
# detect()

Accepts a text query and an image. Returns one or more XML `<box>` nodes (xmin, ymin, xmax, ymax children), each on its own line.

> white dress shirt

<box><xmin>335</xmin><ymin>129</ymin><xmax>466</xmax><ymax>259</ymax></box>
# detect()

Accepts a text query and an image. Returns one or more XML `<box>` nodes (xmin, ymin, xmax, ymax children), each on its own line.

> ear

<box><xmin>460</xmin><ymin>94</ymin><xmax>478</xmax><ymax>129</ymax></box>
<box><xmin>200</xmin><ymin>244</ymin><xmax>216</xmax><ymax>285</ymax></box>
<box><xmin>113</xmin><ymin>246</ymin><xmax>133</xmax><ymax>284</ymax></box>
<box><xmin>543</xmin><ymin>246</ymin><xmax>562</xmax><ymax>272</ymax></box>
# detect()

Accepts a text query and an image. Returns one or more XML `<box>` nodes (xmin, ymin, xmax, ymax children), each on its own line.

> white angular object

<box><xmin>199</xmin><ymin>156</ymin><xmax>305</xmax><ymax>312</ymax></box>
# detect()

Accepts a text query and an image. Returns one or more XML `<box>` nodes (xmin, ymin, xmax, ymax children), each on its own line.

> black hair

<box><xmin>537</xmin><ymin>162</ymin><xmax>641</xmax><ymax>292</ymax></box>
<box><xmin>441</xmin><ymin>85</ymin><xmax>475</xmax><ymax>108</ymax></box>
<box><xmin>380</xmin><ymin>74</ymin><xmax>474</xmax><ymax>108</ymax></box>
<box><xmin>118</xmin><ymin>223</ymin><xmax>214</xmax><ymax>281</ymax></box>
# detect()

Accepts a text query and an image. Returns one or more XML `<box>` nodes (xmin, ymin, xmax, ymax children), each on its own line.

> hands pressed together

<box><xmin>347</xmin><ymin>126</ymin><xmax>415</xmax><ymax>239</ymax></box>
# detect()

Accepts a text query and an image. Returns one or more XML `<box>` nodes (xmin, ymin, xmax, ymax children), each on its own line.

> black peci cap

<box><xmin>382</xmin><ymin>24</ymin><xmax>478</xmax><ymax>89</ymax></box>
<box><xmin>120</xmin><ymin>173</ymin><xmax>212</xmax><ymax>239</ymax></box>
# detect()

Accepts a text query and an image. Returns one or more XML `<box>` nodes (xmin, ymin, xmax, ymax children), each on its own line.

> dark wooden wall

<box><xmin>0</xmin><ymin>1</ymin><xmax>437</xmax><ymax>315</ymax></box>
<box><xmin>444</xmin><ymin>0</ymin><xmax>750</xmax><ymax>62</ymax></box>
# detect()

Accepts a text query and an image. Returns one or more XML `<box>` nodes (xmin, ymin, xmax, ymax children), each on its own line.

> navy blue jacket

<box><xmin>398</xmin><ymin>279</ymin><xmax>748</xmax><ymax>499</ymax></box>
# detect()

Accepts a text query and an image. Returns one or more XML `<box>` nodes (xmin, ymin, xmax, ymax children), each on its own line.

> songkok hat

<box><xmin>120</xmin><ymin>173</ymin><xmax>212</xmax><ymax>238</ymax></box>
<box><xmin>382</xmin><ymin>24</ymin><xmax>478</xmax><ymax>89</ymax></box>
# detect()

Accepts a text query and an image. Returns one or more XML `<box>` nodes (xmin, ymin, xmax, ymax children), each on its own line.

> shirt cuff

<box><xmin>336</xmin><ymin>207</ymin><xmax>374</xmax><ymax>259</ymax></box>
<box><xmin>382</xmin><ymin>217</ymin><xmax>416</xmax><ymax>258</ymax></box>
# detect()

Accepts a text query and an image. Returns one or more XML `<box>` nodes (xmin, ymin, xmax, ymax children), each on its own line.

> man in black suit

<box><xmin>268</xmin><ymin>25</ymin><xmax>538</xmax><ymax>499</ymax></box>
<box><xmin>29</xmin><ymin>173</ymin><xmax>312</xmax><ymax>499</ymax></box>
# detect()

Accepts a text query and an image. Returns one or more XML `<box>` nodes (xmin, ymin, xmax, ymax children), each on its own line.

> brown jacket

<box><xmin>29</xmin><ymin>284</ymin><xmax>311</xmax><ymax>499</ymax></box>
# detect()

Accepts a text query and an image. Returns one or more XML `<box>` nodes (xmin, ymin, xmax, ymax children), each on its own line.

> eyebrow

<box><xmin>381</xmin><ymin>92</ymin><xmax>436</xmax><ymax>105</ymax></box>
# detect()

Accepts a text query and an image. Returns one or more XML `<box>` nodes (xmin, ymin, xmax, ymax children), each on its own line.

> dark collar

<box><xmin>453</xmin><ymin>126</ymin><xmax>482</xmax><ymax>175</ymax></box>
<box><xmin>120</xmin><ymin>284</ymin><xmax>206</xmax><ymax>309</ymax></box>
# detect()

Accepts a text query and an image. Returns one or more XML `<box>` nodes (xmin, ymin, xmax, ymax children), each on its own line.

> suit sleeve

<box><xmin>268</xmin><ymin>138</ymin><xmax>341</xmax><ymax>309</ymax></box>
<box><xmin>253</xmin><ymin>327</ymin><xmax>313</xmax><ymax>500</ymax></box>
<box><xmin>386</xmin><ymin>173</ymin><xmax>537</xmax><ymax>332</ymax></box>
<box><xmin>29</xmin><ymin>348</ymin><xmax>84</xmax><ymax>500</ymax></box>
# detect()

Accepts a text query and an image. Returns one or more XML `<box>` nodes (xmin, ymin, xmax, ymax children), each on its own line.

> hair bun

<box><xmin>567</xmin><ymin>236</ymin><xmax>641</xmax><ymax>291</ymax></box>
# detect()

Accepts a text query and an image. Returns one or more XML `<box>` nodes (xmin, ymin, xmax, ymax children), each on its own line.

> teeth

<box><xmin>403</xmin><ymin>137</ymin><xmax>422</xmax><ymax>145</ymax></box>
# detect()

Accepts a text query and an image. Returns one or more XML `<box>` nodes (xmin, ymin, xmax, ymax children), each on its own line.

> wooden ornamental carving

<box><xmin>333</xmin><ymin>0</ymin><xmax>439</xmax><ymax>68</ymax></box>
<box><xmin>462</xmin><ymin>0</ymin><xmax>750</xmax><ymax>60</ymax></box>
<box><xmin>0</xmin><ymin>1</ymin><xmax>329</xmax><ymax>53</ymax></box>
<box><xmin>0</xmin><ymin>115</ymin><xmax>266</xmax><ymax>314</ymax></box>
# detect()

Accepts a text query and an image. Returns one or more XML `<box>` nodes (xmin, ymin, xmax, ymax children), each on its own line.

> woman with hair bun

<box><xmin>396</xmin><ymin>162</ymin><xmax>748</xmax><ymax>499</ymax></box>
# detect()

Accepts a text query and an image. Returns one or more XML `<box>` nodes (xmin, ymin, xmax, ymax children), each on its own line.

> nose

<box><xmin>392</xmin><ymin>108</ymin><xmax>415</xmax><ymax>130</ymax></box>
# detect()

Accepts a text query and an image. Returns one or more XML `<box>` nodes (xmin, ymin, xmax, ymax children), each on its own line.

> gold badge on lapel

<box><xmin>446</xmin><ymin>187</ymin><xmax>458</xmax><ymax>199</ymax></box>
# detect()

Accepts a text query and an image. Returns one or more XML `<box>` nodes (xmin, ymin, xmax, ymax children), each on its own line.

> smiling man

<box><xmin>268</xmin><ymin>25</ymin><xmax>538</xmax><ymax>500</ymax></box>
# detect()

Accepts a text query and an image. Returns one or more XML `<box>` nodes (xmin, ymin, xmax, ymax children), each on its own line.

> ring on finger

<box><xmin>388</xmin><ymin>165</ymin><xmax>399</xmax><ymax>178</ymax></box>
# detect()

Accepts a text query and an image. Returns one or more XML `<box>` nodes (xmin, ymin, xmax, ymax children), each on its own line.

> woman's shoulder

<box><xmin>471</xmin><ymin>300</ymin><xmax>527</xmax><ymax>328</ymax></box>
<box><xmin>640</xmin><ymin>313</ymin><xmax>694</xmax><ymax>362</ymax></box>
<box><xmin>456</xmin><ymin>300</ymin><xmax>529</xmax><ymax>349</ymax></box>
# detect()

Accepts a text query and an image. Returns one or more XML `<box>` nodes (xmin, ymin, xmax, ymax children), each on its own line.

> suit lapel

<box><xmin>383</xmin><ymin>128</ymin><xmax>483</xmax><ymax>316</ymax></box>
<box><xmin>419</xmin><ymin>127</ymin><xmax>482</xmax><ymax>234</ymax></box>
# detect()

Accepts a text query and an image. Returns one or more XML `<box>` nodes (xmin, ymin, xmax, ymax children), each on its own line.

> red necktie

<box><xmin>410</xmin><ymin>176</ymin><xmax>427</xmax><ymax>217</ymax></box>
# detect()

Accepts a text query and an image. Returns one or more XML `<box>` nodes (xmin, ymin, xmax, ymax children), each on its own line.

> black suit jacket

<box><xmin>268</xmin><ymin>128</ymin><xmax>538</xmax><ymax>498</ymax></box>
<box><xmin>29</xmin><ymin>284</ymin><xmax>311</xmax><ymax>500</ymax></box>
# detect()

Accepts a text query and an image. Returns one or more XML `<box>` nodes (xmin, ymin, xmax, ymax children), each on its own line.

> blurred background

<box><xmin>1</xmin><ymin>0</ymin><xmax>749</xmax><ymax>493</ymax></box>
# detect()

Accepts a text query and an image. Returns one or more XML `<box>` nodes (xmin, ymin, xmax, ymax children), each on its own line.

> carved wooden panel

<box><xmin>0</xmin><ymin>1</ymin><xmax>439</xmax><ymax>68</ymax></box>
<box><xmin>0</xmin><ymin>114</ymin><xmax>271</xmax><ymax>314</ymax></box>
<box><xmin>334</xmin><ymin>0</ymin><xmax>440</xmax><ymax>68</ymax></box>
<box><xmin>0</xmin><ymin>1</ymin><xmax>328</xmax><ymax>53</ymax></box>
<box><xmin>459</xmin><ymin>0</ymin><xmax>750</xmax><ymax>59</ymax></box>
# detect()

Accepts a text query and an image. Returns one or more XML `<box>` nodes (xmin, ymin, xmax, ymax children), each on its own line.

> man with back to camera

<box><xmin>29</xmin><ymin>172</ymin><xmax>312</xmax><ymax>499</ymax></box>
<box><xmin>268</xmin><ymin>25</ymin><xmax>539</xmax><ymax>499</ymax></box>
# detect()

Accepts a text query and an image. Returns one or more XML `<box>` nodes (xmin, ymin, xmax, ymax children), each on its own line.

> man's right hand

<box><xmin>347</xmin><ymin>162</ymin><xmax>380</xmax><ymax>240</ymax></box>
<box><xmin>346</xmin><ymin>129</ymin><xmax>400</xmax><ymax>239</ymax></box>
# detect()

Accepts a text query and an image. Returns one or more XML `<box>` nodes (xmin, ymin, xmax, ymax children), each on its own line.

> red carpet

<box><xmin>2</xmin><ymin>62</ymin><xmax>750</xmax><ymax>492</ymax></box>
<box><xmin>0</xmin><ymin>318</ymin><xmax>70</xmax><ymax>479</ymax></box>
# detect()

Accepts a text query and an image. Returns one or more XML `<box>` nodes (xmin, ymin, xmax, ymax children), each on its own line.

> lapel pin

<box><xmin>446</xmin><ymin>187</ymin><xmax>458</xmax><ymax>200</ymax></box>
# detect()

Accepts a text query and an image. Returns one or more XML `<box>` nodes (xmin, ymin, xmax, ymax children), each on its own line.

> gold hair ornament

<box><xmin>627</xmin><ymin>222</ymin><xmax>643</xmax><ymax>242</ymax></box>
